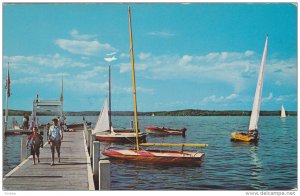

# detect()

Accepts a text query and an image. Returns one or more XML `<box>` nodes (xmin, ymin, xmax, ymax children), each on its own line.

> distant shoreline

<box><xmin>3</xmin><ymin>109</ymin><xmax>297</xmax><ymax>116</ymax></box>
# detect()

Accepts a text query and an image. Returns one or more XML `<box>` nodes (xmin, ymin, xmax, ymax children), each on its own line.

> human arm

<box><xmin>47</xmin><ymin>127</ymin><xmax>51</xmax><ymax>143</ymax></box>
<box><xmin>26</xmin><ymin>135</ymin><xmax>31</xmax><ymax>147</ymax></box>
<box><xmin>60</xmin><ymin>128</ymin><xmax>63</xmax><ymax>141</ymax></box>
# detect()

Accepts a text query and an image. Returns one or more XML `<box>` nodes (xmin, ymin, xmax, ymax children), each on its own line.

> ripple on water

<box><xmin>3</xmin><ymin>116</ymin><xmax>297</xmax><ymax>190</ymax></box>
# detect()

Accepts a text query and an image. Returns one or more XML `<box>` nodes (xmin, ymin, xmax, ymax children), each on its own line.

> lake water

<box><xmin>3</xmin><ymin>115</ymin><xmax>297</xmax><ymax>190</ymax></box>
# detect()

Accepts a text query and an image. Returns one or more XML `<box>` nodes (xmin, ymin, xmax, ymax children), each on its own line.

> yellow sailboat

<box><xmin>231</xmin><ymin>36</ymin><xmax>268</xmax><ymax>142</ymax></box>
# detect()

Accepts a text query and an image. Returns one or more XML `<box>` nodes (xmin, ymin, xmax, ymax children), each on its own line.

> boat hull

<box><xmin>5</xmin><ymin>129</ymin><xmax>32</xmax><ymax>135</ymax></box>
<box><xmin>144</xmin><ymin>126</ymin><xmax>186</xmax><ymax>136</ymax></box>
<box><xmin>102</xmin><ymin>148</ymin><xmax>204</xmax><ymax>166</ymax></box>
<box><xmin>231</xmin><ymin>131</ymin><xmax>258</xmax><ymax>142</ymax></box>
<box><xmin>95</xmin><ymin>133</ymin><xmax>147</xmax><ymax>143</ymax></box>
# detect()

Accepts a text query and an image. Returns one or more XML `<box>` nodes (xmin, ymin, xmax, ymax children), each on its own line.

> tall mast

<box><xmin>128</xmin><ymin>6</ymin><xmax>139</xmax><ymax>150</ymax></box>
<box><xmin>60</xmin><ymin>76</ymin><xmax>64</xmax><ymax>118</ymax></box>
<box><xmin>4</xmin><ymin>62</ymin><xmax>10</xmax><ymax>133</ymax></box>
<box><xmin>108</xmin><ymin>65</ymin><xmax>112</xmax><ymax>132</ymax></box>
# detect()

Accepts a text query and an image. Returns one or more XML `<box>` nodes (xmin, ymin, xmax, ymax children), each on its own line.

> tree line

<box><xmin>3</xmin><ymin>109</ymin><xmax>297</xmax><ymax>116</ymax></box>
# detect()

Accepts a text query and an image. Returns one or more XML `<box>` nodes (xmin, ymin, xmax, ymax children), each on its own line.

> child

<box><xmin>26</xmin><ymin>127</ymin><xmax>43</xmax><ymax>165</ymax></box>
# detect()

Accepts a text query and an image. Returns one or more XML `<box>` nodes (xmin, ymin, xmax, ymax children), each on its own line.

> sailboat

<box><xmin>280</xmin><ymin>105</ymin><xmax>286</xmax><ymax>118</ymax></box>
<box><xmin>103</xmin><ymin>6</ymin><xmax>206</xmax><ymax>165</ymax></box>
<box><xmin>92</xmin><ymin>66</ymin><xmax>147</xmax><ymax>143</ymax></box>
<box><xmin>144</xmin><ymin>126</ymin><xmax>187</xmax><ymax>136</ymax></box>
<box><xmin>231</xmin><ymin>36</ymin><xmax>268</xmax><ymax>142</ymax></box>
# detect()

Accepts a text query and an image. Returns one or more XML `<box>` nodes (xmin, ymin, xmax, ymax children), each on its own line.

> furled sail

<box><xmin>281</xmin><ymin>105</ymin><xmax>286</xmax><ymax>118</ymax></box>
<box><xmin>248</xmin><ymin>36</ymin><xmax>268</xmax><ymax>131</ymax></box>
<box><xmin>92</xmin><ymin>98</ymin><xmax>110</xmax><ymax>134</ymax></box>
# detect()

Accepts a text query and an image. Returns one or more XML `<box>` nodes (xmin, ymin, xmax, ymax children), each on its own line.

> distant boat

<box><xmin>92</xmin><ymin>66</ymin><xmax>147</xmax><ymax>143</ymax></box>
<box><xmin>103</xmin><ymin>6</ymin><xmax>207</xmax><ymax>166</ymax></box>
<box><xmin>280</xmin><ymin>105</ymin><xmax>286</xmax><ymax>118</ymax></box>
<box><xmin>231</xmin><ymin>36</ymin><xmax>268</xmax><ymax>142</ymax></box>
<box><xmin>144</xmin><ymin>126</ymin><xmax>187</xmax><ymax>137</ymax></box>
<box><xmin>152</xmin><ymin>113</ymin><xmax>155</xmax><ymax>117</ymax></box>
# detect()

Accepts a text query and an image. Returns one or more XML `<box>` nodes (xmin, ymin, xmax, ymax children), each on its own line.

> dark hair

<box><xmin>52</xmin><ymin>118</ymin><xmax>58</xmax><ymax>122</ymax></box>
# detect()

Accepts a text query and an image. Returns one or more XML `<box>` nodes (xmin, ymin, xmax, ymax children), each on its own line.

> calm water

<box><xmin>3</xmin><ymin>115</ymin><xmax>297</xmax><ymax>190</ymax></box>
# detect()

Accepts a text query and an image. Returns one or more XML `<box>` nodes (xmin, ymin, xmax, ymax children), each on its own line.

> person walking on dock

<box><xmin>26</xmin><ymin>127</ymin><xmax>43</xmax><ymax>165</ymax></box>
<box><xmin>48</xmin><ymin>118</ymin><xmax>63</xmax><ymax>166</ymax></box>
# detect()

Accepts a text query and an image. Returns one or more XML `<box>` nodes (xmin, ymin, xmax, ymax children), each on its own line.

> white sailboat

<box><xmin>280</xmin><ymin>105</ymin><xmax>286</xmax><ymax>118</ymax></box>
<box><xmin>231</xmin><ymin>36</ymin><xmax>268</xmax><ymax>142</ymax></box>
<box><xmin>92</xmin><ymin>66</ymin><xmax>147</xmax><ymax>143</ymax></box>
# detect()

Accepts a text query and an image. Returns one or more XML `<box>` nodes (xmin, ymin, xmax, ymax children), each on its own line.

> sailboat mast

<box><xmin>108</xmin><ymin>65</ymin><xmax>112</xmax><ymax>132</ymax></box>
<box><xmin>249</xmin><ymin>36</ymin><xmax>268</xmax><ymax>131</ymax></box>
<box><xmin>4</xmin><ymin>62</ymin><xmax>10</xmax><ymax>133</ymax></box>
<box><xmin>60</xmin><ymin>77</ymin><xmax>64</xmax><ymax>118</ymax></box>
<box><xmin>128</xmin><ymin>6</ymin><xmax>140</xmax><ymax>150</ymax></box>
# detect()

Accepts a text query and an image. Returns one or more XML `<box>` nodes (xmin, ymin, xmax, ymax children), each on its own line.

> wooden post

<box><xmin>99</xmin><ymin>160</ymin><xmax>111</xmax><ymax>190</ymax></box>
<box><xmin>90</xmin><ymin>134</ymin><xmax>95</xmax><ymax>159</ymax></box>
<box><xmin>83</xmin><ymin>122</ymin><xmax>87</xmax><ymax>142</ymax></box>
<box><xmin>93</xmin><ymin>141</ymin><xmax>100</xmax><ymax>188</ymax></box>
<box><xmin>87</xmin><ymin>129</ymin><xmax>91</xmax><ymax>150</ymax></box>
<box><xmin>130</xmin><ymin>120</ymin><xmax>134</xmax><ymax>129</ymax></box>
<box><xmin>20</xmin><ymin>135</ymin><xmax>28</xmax><ymax>162</ymax></box>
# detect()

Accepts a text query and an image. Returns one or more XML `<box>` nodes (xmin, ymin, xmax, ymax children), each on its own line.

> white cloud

<box><xmin>55</xmin><ymin>39</ymin><xmax>116</xmax><ymax>56</ymax></box>
<box><xmin>118</xmin><ymin>51</ymin><xmax>258</xmax><ymax>93</ymax></box>
<box><xmin>13</xmin><ymin>73</ymin><xmax>70</xmax><ymax>85</ymax></box>
<box><xmin>202</xmin><ymin>95</ymin><xmax>225</xmax><ymax>102</ymax></box>
<box><xmin>138</xmin><ymin>52</ymin><xmax>151</xmax><ymax>60</ymax></box>
<box><xmin>245</xmin><ymin>50</ymin><xmax>254</xmax><ymax>57</ymax></box>
<box><xmin>202</xmin><ymin>93</ymin><xmax>238</xmax><ymax>103</ymax></box>
<box><xmin>4</xmin><ymin>54</ymin><xmax>89</xmax><ymax>68</ymax></box>
<box><xmin>117</xmin><ymin>50</ymin><xmax>296</xmax><ymax>96</ymax></box>
<box><xmin>262</xmin><ymin>92</ymin><xmax>273</xmax><ymax>102</ymax></box>
<box><xmin>120</xmin><ymin>53</ymin><xmax>130</xmax><ymax>58</ymax></box>
<box><xmin>111</xmin><ymin>86</ymin><xmax>154</xmax><ymax>95</ymax></box>
<box><xmin>275</xmin><ymin>94</ymin><xmax>296</xmax><ymax>102</ymax></box>
<box><xmin>119</xmin><ymin>62</ymin><xmax>148</xmax><ymax>73</ymax></box>
<box><xmin>179</xmin><ymin>55</ymin><xmax>193</xmax><ymax>65</ymax></box>
<box><xmin>120</xmin><ymin>63</ymin><xmax>130</xmax><ymax>73</ymax></box>
<box><xmin>226</xmin><ymin>93</ymin><xmax>238</xmax><ymax>100</ymax></box>
<box><xmin>276</xmin><ymin>96</ymin><xmax>283</xmax><ymax>101</ymax></box>
<box><xmin>104</xmin><ymin>56</ymin><xmax>117</xmax><ymax>62</ymax></box>
<box><xmin>75</xmin><ymin>66</ymin><xmax>107</xmax><ymax>80</ymax></box>
<box><xmin>106</xmin><ymin>52</ymin><xmax>117</xmax><ymax>56</ymax></box>
<box><xmin>70</xmin><ymin>29</ymin><xmax>97</xmax><ymax>41</ymax></box>
<box><xmin>147</xmin><ymin>31</ymin><xmax>175</xmax><ymax>37</ymax></box>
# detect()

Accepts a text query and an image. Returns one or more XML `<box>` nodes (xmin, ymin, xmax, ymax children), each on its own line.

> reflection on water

<box><xmin>249</xmin><ymin>146</ymin><xmax>263</xmax><ymax>189</ymax></box>
<box><xmin>3</xmin><ymin>115</ymin><xmax>297</xmax><ymax>190</ymax></box>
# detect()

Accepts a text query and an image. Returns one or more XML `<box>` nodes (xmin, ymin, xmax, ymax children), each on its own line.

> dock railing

<box><xmin>20</xmin><ymin>135</ymin><xmax>28</xmax><ymax>162</ymax></box>
<box><xmin>83</xmin><ymin>120</ymin><xmax>111</xmax><ymax>190</ymax></box>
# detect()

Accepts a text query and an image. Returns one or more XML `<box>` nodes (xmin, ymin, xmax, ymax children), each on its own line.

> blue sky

<box><xmin>2</xmin><ymin>3</ymin><xmax>297</xmax><ymax>112</ymax></box>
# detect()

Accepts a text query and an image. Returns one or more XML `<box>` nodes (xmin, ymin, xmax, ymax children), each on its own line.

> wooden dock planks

<box><xmin>3</xmin><ymin>130</ymin><xmax>95</xmax><ymax>190</ymax></box>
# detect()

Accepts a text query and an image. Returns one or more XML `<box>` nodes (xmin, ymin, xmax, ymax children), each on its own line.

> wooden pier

<box><xmin>3</xmin><ymin>129</ymin><xmax>95</xmax><ymax>190</ymax></box>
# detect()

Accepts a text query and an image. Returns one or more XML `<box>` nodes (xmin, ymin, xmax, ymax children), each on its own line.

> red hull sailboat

<box><xmin>103</xmin><ymin>148</ymin><xmax>204</xmax><ymax>166</ymax></box>
<box><xmin>102</xmin><ymin>6</ymin><xmax>207</xmax><ymax>166</ymax></box>
<box><xmin>144</xmin><ymin>126</ymin><xmax>187</xmax><ymax>136</ymax></box>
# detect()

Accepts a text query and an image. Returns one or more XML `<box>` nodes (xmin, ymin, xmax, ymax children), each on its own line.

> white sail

<box><xmin>281</xmin><ymin>105</ymin><xmax>286</xmax><ymax>118</ymax></box>
<box><xmin>92</xmin><ymin>98</ymin><xmax>110</xmax><ymax>134</ymax></box>
<box><xmin>248</xmin><ymin>36</ymin><xmax>268</xmax><ymax>131</ymax></box>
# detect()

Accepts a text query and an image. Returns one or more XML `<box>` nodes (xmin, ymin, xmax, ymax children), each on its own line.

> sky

<box><xmin>2</xmin><ymin>3</ymin><xmax>297</xmax><ymax>112</ymax></box>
